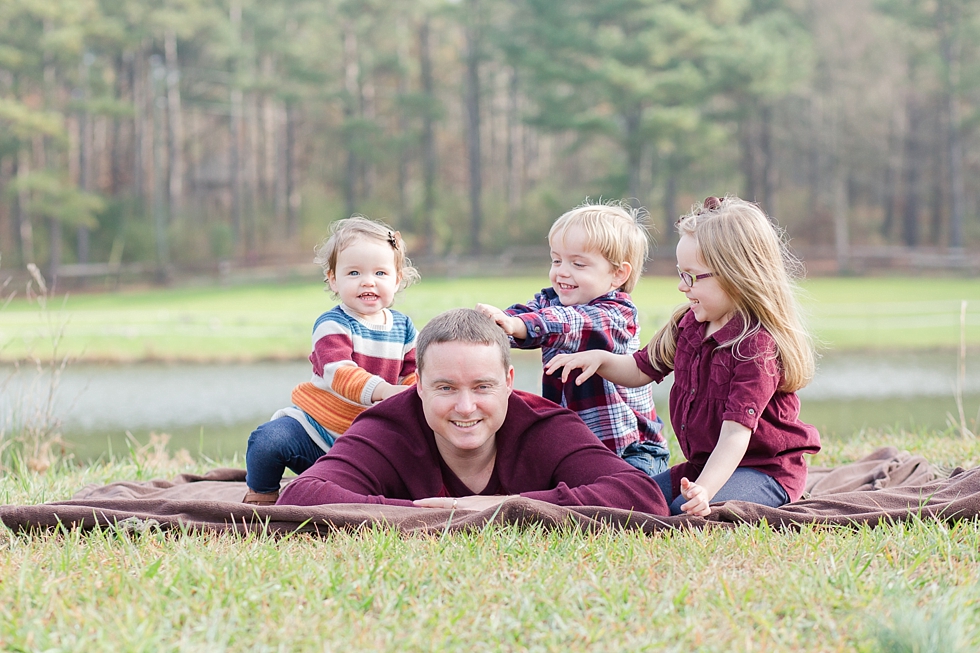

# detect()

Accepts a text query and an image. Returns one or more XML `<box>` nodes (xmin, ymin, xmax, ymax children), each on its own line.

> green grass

<box><xmin>2</xmin><ymin>429</ymin><xmax>980</xmax><ymax>652</ymax></box>
<box><xmin>1</xmin><ymin>275</ymin><xmax>978</xmax><ymax>361</ymax></box>
<box><xmin>3</xmin><ymin>274</ymin><xmax>980</xmax><ymax>650</ymax></box>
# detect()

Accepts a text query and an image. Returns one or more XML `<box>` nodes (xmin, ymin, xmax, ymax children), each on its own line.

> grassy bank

<box><xmin>1</xmin><ymin>429</ymin><xmax>980</xmax><ymax>651</ymax></box>
<box><xmin>1</xmin><ymin>275</ymin><xmax>979</xmax><ymax>362</ymax></box>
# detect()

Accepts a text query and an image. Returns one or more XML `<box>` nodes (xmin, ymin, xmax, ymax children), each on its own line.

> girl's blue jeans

<box><xmin>653</xmin><ymin>467</ymin><xmax>789</xmax><ymax>516</ymax></box>
<box><xmin>245</xmin><ymin>416</ymin><xmax>327</xmax><ymax>494</ymax></box>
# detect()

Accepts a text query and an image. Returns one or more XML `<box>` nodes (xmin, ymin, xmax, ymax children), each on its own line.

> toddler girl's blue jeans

<box><xmin>652</xmin><ymin>466</ymin><xmax>789</xmax><ymax>516</ymax></box>
<box><xmin>245</xmin><ymin>416</ymin><xmax>327</xmax><ymax>494</ymax></box>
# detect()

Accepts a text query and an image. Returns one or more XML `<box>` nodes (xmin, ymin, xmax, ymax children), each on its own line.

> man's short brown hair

<box><xmin>416</xmin><ymin>309</ymin><xmax>511</xmax><ymax>375</ymax></box>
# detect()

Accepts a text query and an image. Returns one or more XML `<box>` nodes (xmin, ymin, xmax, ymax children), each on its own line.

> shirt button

<box><xmin>690</xmin><ymin>389</ymin><xmax>695</xmax><ymax>395</ymax></box>
<box><xmin>680</xmin><ymin>425</ymin><xmax>686</xmax><ymax>430</ymax></box>
<box><xmin>748</xmin><ymin>408</ymin><xmax>755</xmax><ymax>415</ymax></box>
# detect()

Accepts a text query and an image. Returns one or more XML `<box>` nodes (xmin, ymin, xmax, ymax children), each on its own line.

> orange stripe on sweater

<box><xmin>292</xmin><ymin>382</ymin><xmax>364</xmax><ymax>436</ymax></box>
<box><xmin>331</xmin><ymin>365</ymin><xmax>373</xmax><ymax>403</ymax></box>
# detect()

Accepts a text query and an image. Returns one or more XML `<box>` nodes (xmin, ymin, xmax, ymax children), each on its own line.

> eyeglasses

<box><xmin>677</xmin><ymin>266</ymin><xmax>713</xmax><ymax>287</ymax></box>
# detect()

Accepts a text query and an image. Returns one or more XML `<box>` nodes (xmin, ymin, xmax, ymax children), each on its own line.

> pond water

<box><xmin>3</xmin><ymin>350</ymin><xmax>979</xmax><ymax>461</ymax></box>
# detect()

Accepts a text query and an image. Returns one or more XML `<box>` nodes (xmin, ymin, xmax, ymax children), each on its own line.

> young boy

<box><xmin>476</xmin><ymin>202</ymin><xmax>668</xmax><ymax>477</ymax></box>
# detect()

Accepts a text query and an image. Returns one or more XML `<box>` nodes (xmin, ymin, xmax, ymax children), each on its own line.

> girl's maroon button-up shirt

<box><xmin>634</xmin><ymin>310</ymin><xmax>820</xmax><ymax>501</ymax></box>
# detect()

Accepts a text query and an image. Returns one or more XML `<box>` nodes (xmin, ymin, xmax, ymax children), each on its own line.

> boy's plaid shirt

<box><xmin>506</xmin><ymin>288</ymin><xmax>665</xmax><ymax>455</ymax></box>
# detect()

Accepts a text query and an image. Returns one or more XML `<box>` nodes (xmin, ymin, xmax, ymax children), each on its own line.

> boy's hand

<box><xmin>371</xmin><ymin>381</ymin><xmax>411</xmax><ymax>403</ymax></box>
<box><xmin>545</xmin><ymin>351</ymin><xmax>606</xmax><ymax>384</ymax></box>
<box><xmin>475</xmin><ymin>303</ymin><xmax>527</xmax><ymax>339</ymax></box>
<box><xmin>679</xmin><ymin>477</ymin><xmax>712</xmax><ymax>517</ymax></box>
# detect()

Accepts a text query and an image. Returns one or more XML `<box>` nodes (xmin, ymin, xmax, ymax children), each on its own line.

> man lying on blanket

<box><xmin>277</xmin><ymin>308</ymin><xmax>670</xmax><ymax>516</ymax></box>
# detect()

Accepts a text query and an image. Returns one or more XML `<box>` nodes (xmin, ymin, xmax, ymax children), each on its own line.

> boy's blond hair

<box><xmin>314</xmin><ymin>216</ymin><xmax>420</xmax><ymax>298</ymax></box>
<box><xmin>548</xmin><ymin>201</ymin><xmax>650</xmax><ymax>294</ymax></box>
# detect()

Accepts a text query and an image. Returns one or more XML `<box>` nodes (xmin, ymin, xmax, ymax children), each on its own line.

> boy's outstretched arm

<box><xmin>546</xmin><ymin>350</ymin><xmax>653</xmax><ymax>387</ymax></box>
<box><xmin>476</xmin><ymin>303</ymin><xmax>528</xmax><ymax>339</ymax></box>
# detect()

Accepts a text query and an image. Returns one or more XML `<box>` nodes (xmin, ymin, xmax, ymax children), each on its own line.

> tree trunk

<box><xmin>261</xmin><ymin>56</ymin><xmax>277</xmax><ymax>206</ymax></box>
<box><xmin>32</xmin><ymin>130</ymin><xmax>61</xmax><ymax>279</ymax></box>
<box><xmin>229</xmin><ymin>1</ymin><xmax>243</xmax><ymax>255</ymax></box>
<box><xmin>760</xmin><ymin>104</ymin><xmax>776</xmax><ymax>215</ymax></box>
<box><xmin>245</xmin><ymin>93</ymin><xmax>260</xmax><ymax>253</ymax></box>
<box><xmin>165</xmin><ymin>29</ymin><xmax>185</xmax><ymax>223</ymax></box>
<box><xmin>929</xmin><ymin>108</ymin><xmax>945</xmax><ymax>245</ymax></box>
<box><xmin>152</xmin><ymin>56</ymin><xmax>169</xmax><ymax>276</ymax></box>
<box><xmin>343</xmin><ymin>21</ymin><xmax>359</xmax><ymax>217</ymax></box>
<box><xmin>419</xmin><ymin>18</ymin><xmax>436</xmax><ymax>254</ymax></box>
<box><xmin>833</xmin><ymin>166</ymin><xmax>849</xmax><ymax>273</ymax></box>
<box><xmin>14</xmin><ymin>149</ymin><xmax>34</xmax><ymax>265</ymax></box>
<box><xmin>77</xmin><ymin>59</ymin><xmax>90</xmax><ymax>268</ymax></box>
<box><xmin>77</xmin><ymin>116</ymin><xmax>90</xmax><ymax>267</ymax></box>
<box><xmin>937</xmin><ymin>0</ymin><xmax>965</xmax><ymax>249</ymax></box>
<box><xmin>663</xmin><ymin>168</ymin><xmax>677</xmax><ymax>245</ymax></box>
<box><xmin>806</xmin><ymin>97</ymin><xmax>822</xmax><ymax>226</ymax></box>
<box><xmin>506</xmin><ymin>66</ymin><xmax>520</xmax><ymax>222</ymax></box>
<box><xmin>624</xmin><ymin>106</ymin><xmax>642</xmax><ymax>204</ymax></box>
<box><xmin>109</xmin><ymin>54</ymin><xmax>126</xmax><ymax>196</ymax></box>
<box><xmin>464</xmin><ymin>2</ymin><xmax>483</xmax><ymax>255</ymax></box>
<box><xmin>131</xmin><ymin>48</ymin><xmax>145</xmax><ymax>206</ymax></box>
<box><xmin>881</xmin><ymin>109</ymin><xmax>901</xmax><ymax>239</ymax></box>
<box><xmin>230</xmin><ymin>86</ymin><xmax>243</xmax><ymax>252</ymax></box>
<box><xmin>901</xmin><ymin>94</ymin><xmax>922</xmax><ymax>248</ymax></box>
<box><xmin>395</xmin><ymin>20</ymin><xmax>410</xmax><ymax>226</ymax></box>
<box><xmin>284</xmin><ymin>104</ymin><xmax>298</xmax><ymax>238</ymax></box>
<box><xmin>739</xmin><ymin>109</ymin><xmax>758</xmax><ymax>202</ymax></box>
<box><xmin>361</xmin><ymin>75</ymin><xmax>376</xmax><ymax>200</ymax></box>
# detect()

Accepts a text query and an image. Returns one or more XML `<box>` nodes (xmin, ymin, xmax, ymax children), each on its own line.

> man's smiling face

<box><xmin>417</xmin><ymin>340</ymin><xmax>514</xmax><ymax>458</ymax></box>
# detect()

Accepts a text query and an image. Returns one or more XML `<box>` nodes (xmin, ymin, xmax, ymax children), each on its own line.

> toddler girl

<box><xmin>244</xmin><ymin>216</ymin><xmax>420</xmax><ymax>505</ymax></box>
<box><xmin>547</xmin><ymin>196</ymin><xmax>821</xmax><ymax>516</ymax></box>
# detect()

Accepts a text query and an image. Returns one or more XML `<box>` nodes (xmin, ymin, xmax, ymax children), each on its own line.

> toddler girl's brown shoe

<box><xmin>243</xmin><ymin>489</ymin><xmax>280</xmax><ymax>505</ymax></box>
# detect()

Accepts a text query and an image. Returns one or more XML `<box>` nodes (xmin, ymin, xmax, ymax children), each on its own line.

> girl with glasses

<box><xmin>547</xmin><ymin>196</ymin><xmax>821</xmax><ymax>516</ymax></box>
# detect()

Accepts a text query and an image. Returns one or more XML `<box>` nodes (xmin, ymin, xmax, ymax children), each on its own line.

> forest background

<box><xmin>1</xmin><ymin>0</ymin><xmax>979</xmax><ymax>283</ymax></box>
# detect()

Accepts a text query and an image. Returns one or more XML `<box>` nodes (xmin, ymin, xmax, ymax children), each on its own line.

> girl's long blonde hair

<box><xmin>648</xmin><ymin>196</ymin><xmax>815</xmax><ymax>392</ymax></box>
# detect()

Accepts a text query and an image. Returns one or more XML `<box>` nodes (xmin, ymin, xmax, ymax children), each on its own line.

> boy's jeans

<box><xmin>621</xmin><ymin>439</ymin><xmax>670</xmax><ymax>478</ymax></box>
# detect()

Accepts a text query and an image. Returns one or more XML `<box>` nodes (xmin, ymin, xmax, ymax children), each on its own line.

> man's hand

<box><xmin>371</xmin><ymin>381</ymin><xmax>411</xmax><ymax>403</ymax></box>
<box><xmin>679</xmin><ymin>477</ymin><xmax>712</xmax><ymax>517</ymax></box>
<box><xmin>413</xmin><ymin>495</ymin><xmax>518</xmax><ymax>511</ymax></box>
<box><xmin>475</xmin><ymin>303</ymin><xmax>527</xmax><ymax>339</ymax></box>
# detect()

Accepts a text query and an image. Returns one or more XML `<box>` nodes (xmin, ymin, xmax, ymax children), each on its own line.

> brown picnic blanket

<box><xmin>0</xmin><ymin>447</ymin><xmax>974</xmax><ymax>535</ymax></box>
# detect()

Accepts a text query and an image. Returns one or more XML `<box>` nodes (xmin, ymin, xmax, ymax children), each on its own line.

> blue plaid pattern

<box><xmin>507</xmin><ymin>288</ymin><xmax>665</xmax><ymax>455</ymax></box>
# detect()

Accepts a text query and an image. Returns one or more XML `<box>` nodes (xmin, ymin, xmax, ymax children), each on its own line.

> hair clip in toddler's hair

<box><xmin>701</xmin><ymin>196</ymin><xmax>722</xmax><ymax>212</ymax></box>
<box><xmin>387</xmin><ymin>231</ymin><xmax>398</xmax><ymax>249</ymax></box>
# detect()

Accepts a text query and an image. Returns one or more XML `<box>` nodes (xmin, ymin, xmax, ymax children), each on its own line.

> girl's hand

<box><xmin>679</xmin><ymin>477</ymin><xmax>712</xmax><ymax>517</ymax></box>
<box><xmin>475</xmin><ymin>303</ymin><xmax>527</xmax><ymax>339</ymax></box>
<box><xmin>371</xmin><ymin>381</ymin><xmax>411</xmax><ymax>403</ymax></box>
<box><xmin>545</xmin><ymin>351</ymin><xmax>606</xmax><ymax>384</ymax></box>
